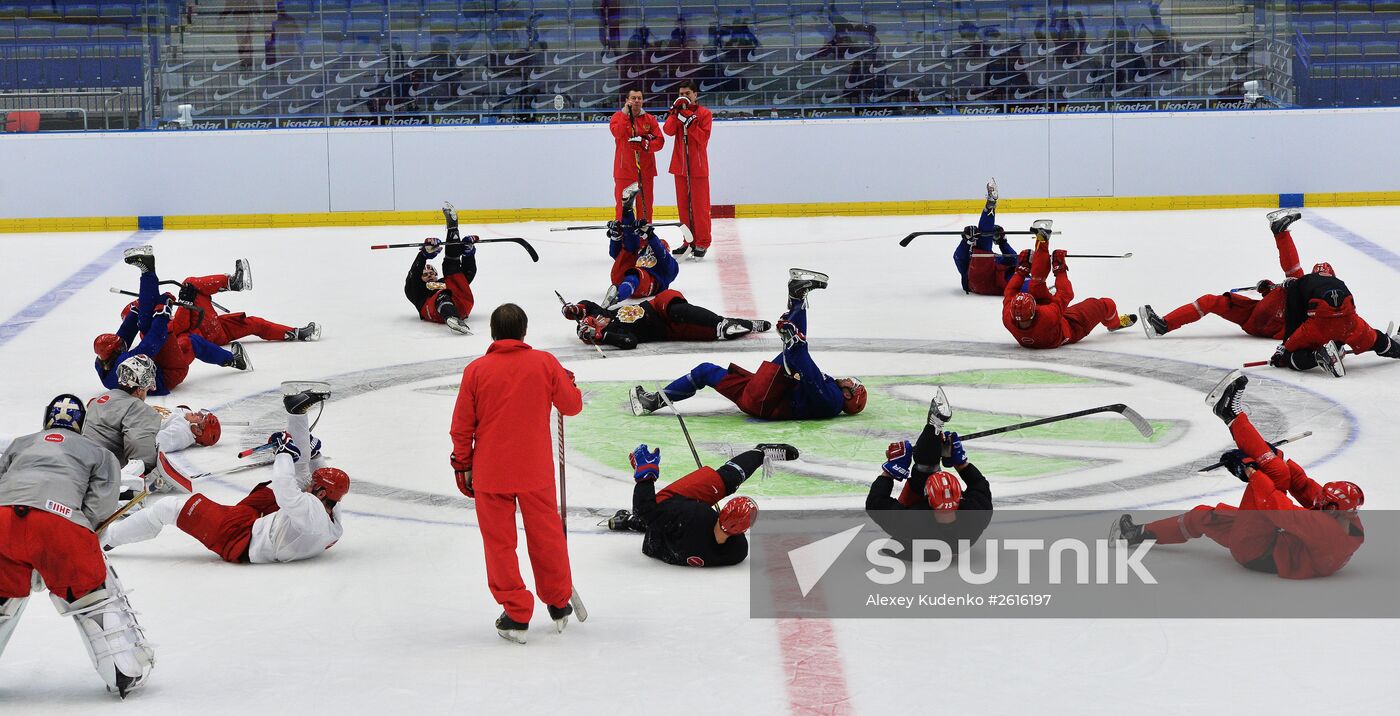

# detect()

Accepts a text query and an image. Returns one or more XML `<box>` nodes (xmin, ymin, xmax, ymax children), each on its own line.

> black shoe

<box><xmin>495</xmin><ymin>612</ymin><xmax>528</xmax><ymax>644</ymax></box>
<box><xmin>1110</xmin><ymin>514</ymin><xmax>1149</xmax><ymax>546</ymax></box>
<box><xmin>223</xmin><ymin>342</ymin><xmax>252</xmax><ymax>371</ymax></box>
<box><xmin>285</xmin><ymin>322</ymin><xmax>321</xmax><ymax>342</ymax></box>
<box><xmin>1141</xmin><ymin>304</ymin><xmax>1168</xmax><ymax>338</ymax></box>
<box><xmin>1207</xmin><ymin>370</ymin><xmax>1247</xmax><ymax>424</ymax></box>
<box><xmin>548</xmin><ymin>603</ymin><xmax>573</xmax><ymax>633</ymax></box>
<box><xmin>283</xmin><ymin>387</ymin><xmax>329</xmax><ymax>415</ymax></box>
<box><xmin>628</xmin><ymin>386</ymin><xmax>664</xmax><ymax>416</ymax></box>
<box><xmin>227</xmin><ymin>258</ymin><xmax>251</xmax><ymax>291</ymax></box>
<box><xmin>690</xmin><ymin>246</ymin><xmax>707</xmax><ymax>260</ymax></box>
<box><xmin>123</xmin><ymin>246</ymin><xmax>155</xmax><ymax>274</ymax></box>
<box><xmin>1267</xmin><ymin>208</ymin><xmax>1300</xmax><ymax>236</ymax></box>
<box><xmin>787</xmin><ymin>268</ymin><xmax>829</xmax><ymax>301</ymax></box>
<box><xmin>672</xmin><ymin>242</ymin><xmax>691</xmax><ymax>256</ymax></box>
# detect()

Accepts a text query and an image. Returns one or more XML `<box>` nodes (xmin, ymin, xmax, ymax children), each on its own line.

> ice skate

<box><xmin>282</xmin><ymin>381</ymin><xmax>330</xmax><ymax>415</ymax></box>
<box><xmin>495</xmin><ymin>612</ymin><xmax>528</xmax><ymax>645</ymax></box>
<box><xmin>1377</xmin><ymin>321</ymin><xmax>1400</xmax><ymax>358</ymax></box>
<box><xmin>122</xmin><ymin>246</ymin><xmax>155</xmax><ymax>274</ymax></box>
<box><xmin>750</xmin><ymin>319</ymin><xmax>773</xmax><ymax>332</ymax></box>
<box><xmin>285</xmin><ymin>322</ymin><xmax>321</xmax><ymax>342</ymax></box>
<box><xmin>716</xmin><ymin>318</ymin><xmax>755</xmax><ymax>340</ymax></box>
<box><xmin>602</xmin><ymin>285</ymin><xmax>620</xmax><ymax>309</ymax></box>
<box><xmin>227</xmin><ymin>258</ymin><xmax>251</xmax><ymax>291</ymax></box>
<box><xmin>445</xmin><ymin>316</ymin><xmax>472</xmax><ymax>335</ymax></box>
<box><xmin>672</xmin><ymin>241</ymin><xmax>692</xmax><ymax>257</ymax></box>
<box><xmin>1140</xmin><ymin>305</ymin><xmax>1168</xmax><ymax>338</ymax></box>
<box><xmin>1107</xmin><ymin>314</ymin><xmax>1138</xmax><ymax>332</ymax></box>
<box><xmin>986</xmin><ymin>177</ymin><xmax>998</xmax><ymax>203</ymax></box>
<box><xmin>756</xmin><ymin>443</ymin><xmax>800</xmax><ymax>462</ymax></box>
<box><xmin>620</xmin><ymin>181</ymin><xmax>640</xmax><ymax>219</ymax></box>
<box><xmin>787</xmin><ymin>268</ymin><xmax>829</xmax><ymax>300</ymax></box>
<box><xmin>688</xmin><ymin>246</ymin><xmax>707</xmax><ymax>261</ymax></box>
<box><xmin>1206</xmin><ymin>370</ymin><xmax>1247</xmax><ymax>424</ymax></box>
<box><xmin>1109</xmin><ymin>514</ymin><xmax>1148</xmax><ymax>546</ymax></box>
<box><xmin>927</xmin><ymin>387</ymin><xmax>952</xmax><ymax>432</ymax></box>
<box><xmin>224</xmin><ymin>342</ymin><xmax>252</xmax><ymax>371</ymax></box>
<box><xmin>547</xmin><ymin>603</ymin><xmax>573</xmax><ymax>634</ymax></box>
<box><xmin>606</xmin><ymin>509</ymin><xmax>646</xmax><ymax>532</ymax></box>
<box><xmin>1267</xmin><ymin>208</ymin><xmax>1300</xmax><ymax>236</ymax></box>
<box><xmin>442</xmin><ymin>200</ymin><xmax>458</xmax><ymax>226</ymax></box>
<box><xmin>1314</xmin><ymin>341</ymin><xmax>1346</xmax><ymax>378</ymax></box>
<box><xmin>1030</xmin><ymin>219</ymin><xmax>1053</xmax><ymax>243</ymax></box>
<box><xmin>628</xmin><ymin>386</ymin><xmax>664</xmax><ymax>416</ymax></box>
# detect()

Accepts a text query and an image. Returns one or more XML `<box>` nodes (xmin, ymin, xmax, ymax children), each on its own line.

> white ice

<box><xmin>1</xmin><ymin>206</ymin><xmax>1398</xmax><ymax>713</ymax></box>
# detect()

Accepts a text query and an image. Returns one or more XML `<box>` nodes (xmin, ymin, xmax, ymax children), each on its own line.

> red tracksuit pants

<box><xmin>673</xmin><ymin>174</ymin><xmax>712</xmax><ymax>250</ymax></box>
<box><xmin>475</xmin><ymin>488</ymin><xmax>573</xmax><ymax>622</ymax></box>
<box><xmin>614</xmin><ymin>176</ymin><xmax>655</xmax><ymax>222</ymax></box>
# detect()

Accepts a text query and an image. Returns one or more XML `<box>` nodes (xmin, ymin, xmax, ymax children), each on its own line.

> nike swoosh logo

<box><xmin>406</xmin><ymin>56</ymin><xmax>434</xmax><ymax>68</ymax></box>
<box><xmin>1015</xmin><ymin>87</ymin><xmax>1043</xmax><ymax>99</ymax></box>
<box><xmin>212</xmin><ymin>60</ymin><xmax>240</xmax><ymax>72</ymax></box>
<box><xmin>675</xmin><ymin>66</ymin><xmax>702</xmax><ymax>78</ymax></box>
<box><xmin>1037</xmin><ymin>43</ymin><xmax>1067</xmax><ymax>56</ymax></box>
<box><xmin>505</xmin><ymin>83</ymin><xmax>534</xmax><ymax>95</ymax></box>
<box><xmin>966</xmin><ymin>59</ymin><xmax>995</xmax><ymax>71</ymax></box>
<box><xmin>553</xmin><ymin>53</ymin><xmax>585</xmax><ymax>65</ymax></box>
<box><xmin>336</xmin><ymin>100</ymin><xmax>367</xmax><ymax>113</ymax></box>
<box><xmin>1084</xmin><ymin>42</ymin><xmax>1112</xmax><ymax>55</ymax></box>
<box><xmin>1037</xmin><ymin>72</ymin><xmax>1069</xmax><ymax>84</ymax></box>
<box><xmin>164</xmin><ymin>89</ymin><xmax>199</xmax><ymax>100</ymax></box>
<box><xmin>699</xmin><ymin>80</ymin><xmax>726</xmax><ymax>92</ymax></box>
<box><xmin>503</xmin><ymin>54</ymin><xmax>535</xmax><ymax>66</ymax></box>
<box><xmin>989</xmin><ymin>74</ymin><xmax>1018</xmax><ymax>86</ymax></box>
<box><xmin>386</xmin><ymin>100</ymin><xmax>413</xmax><ymax>111</ymax></box>
<box><xmin>1231</xmin><ymin>40</ymin><xmax>1260</xmax><ymax>53</ymax></box>
<box><xmin>989</xmin><ymin>44</ymin><xmax>1019</xmax><ymax>57</ymax></box>
<box><xmin>456</xmin><ymin>83</ymin><xmax>486</xmax><ymax>96</ymax></box>
<box><xmin>748</xmin><ymin>78</ymin><xmax>780</xmax><ymax>90</ymax></box>
<box><xmin>1207</xmin><ymin>85</ymin><xmax>1231</xmax><ymax>96</ymax></box>
<box><xmin>649</xmin><ymin>51</ymin><xmax>681</xmax><ymax>63</ymax></box>
<box><xmin>891</xmin><ymin>76</ymin><xmax>920</xmax><ymax>89</ymax></box>
<box><xmin>1181</xmin><ymin>40</ymin><xmax>1211</xmax><ymax>53</ymax></box>
<box><xmin>434</xmin><ymin>99</ymin><xmax>464</xmax><ymax>111</ymax></box>
<box><xmin>553</xmin><ymin>81</ymin><xmax>585</xmax><ymax>93</ymax></box>
<box><xmin>1086</xmin><ymin>71</ymin><xmax>1113</xmax><ymax>83</ymax></box>
<box><xmin>891</xmin><ymin>47</ymin><xmax>920</xmax><ymax>59</ymax></box>
<box><xmin>335</xmin><ymin>71</ymin><xmax>368</xmax><ymax>83</ymax></box>
<box><xmin>455</xmin><ymin>54</ymin><xmax>485</xmax><ymax>67</ymax></box>
<box><xmin>845</xmin><ymin>76</ymin><xmax>877</xmax><ymax>89</ymax></box>
<box><xmin>1209</xmin><ymin>55</ymin><xmax>1240</xmax><ymax>67</ymax></box>
<box><xmin>483</xmin><ymin>97</ymin><xmax>513</xmax><ymax>110</ymax></box>
<box><xmin>432</xmin><ymin>70</ymin><xmax>461</xmax><ymax>82</ymax></box>
<box><xmin>311</xmin><ymin>88</ymin><xmax>330</xmax><ymax>99</ymax></box>
<box><xmin>1133</xmin><ymin>71</ymin><xmax>1166</xmax><ymax>82</ymax></box>
<box><xmin>603</xmin><ymin>80</ymin><xmax>628</xmax><ymax>93</ymax></box>
<box><xmin>360</xmin><ymin>85</ymin><xmax>390</xmax><ymax>98</ymax></box>
<box><xmin>747</xmin><ymin>49</ymin><xmax>780</xmax><ymax>62</ymax></box>
<box><xmin>483</xmin><ymin>69</ymin><xmax>513</xmax><ymax>80</ymax></box>
<box><xmin>1159</xmin><ymin>56</ymin><xmax>1187</xmax><ymax>68</ymax></box>
<box><xmin>1111</xmin><ymin>86</ymin><xmax>1140</xmax><ymax>97</ymax></box>
<box><xmin>287</xmin><ymin>102</ymin><xmax>318</xmax><ymax>113</ymax></box>
<box><xmin>580</xmin><ymin>96</ymin><xmax>611</xmax><ymax>108</ymax></box>
<box><xmin>409</xmin><ymin>84</ymin><xmax>437</xmax><ymax>97</ymax></box>
<box><xmin>795</xmin><ymin>48</ymin><xmax>824</xmax><ymax>61</ymax></box>
<box><xmin>1231</xmin><ymin>69</ymin><xmax>1262</xmax><ymax>81</ymax></box>
<box><xmin>723</xmin><ymin>66</ymin><xmax>745</xmax><ymax>77</ymax></box>
<box><xmin>384</xmin><ymin>70</ymin><xmax>412</xmax><ymax>83</ymax></box>
<box><xmin>772</xmin><ymin>93</ymin><xmax>800</xmax><ymax>104</ymax></box>
<box><xmin>915</xmin><ymin>61</ymin><xmax>942</xmax><ymax>73</ymax></box>
<box><xmin>239</xmin><ymin>103</ymin><xmax>270</xmax><ymax>115</ymax></box>
<box><xmin>794</xmin><ymin>77</ymin><xmax>824</xmax><ymax>90</ymax></box>
<box><xmin>263</xmin><ymin>87</ymin><xmax>295</xmax><ymax>99</ymax></box>
<box><xmin>579</xmin><ymin>67</ymin><xmax>607</xmax><ymax>79</ymax></box>
<box><xmin>820</xmin><ymin>63</ymin><xmax>851</xmax><ymax>76</ymax></box>
<box><xmin>1013</xmin><ymin>58</ymin><xmax>1043</xmax><ymax>71</ymax></box>
<box><xmin>946</xmin><ymin>44</ymin><xmax>973</xmax><ymax>56</ymax></box>
<box><xmin>261</xmin><ymin>58</ymin><xmax>293</xmax><ymax>71</ymax></box>
<box><xmin>531</xmin><ymin>98</ymin><xmax>558</xmax><ymax>109</ymax></box>
<box><xmin>870</xmin><ymin>89</ymin><xmax>902</xmax><ymax>102</ymax></box>
<box><xmin>166</xmin><ymin>60</ymin><xmax>195</xmax><ymax>72</ymax></box>
<box><xmin>966</xmin><ymin>88</ymin><xmax>996</xmax><ymax>100</ymax></box>
<box><xmin>189</xmin><ymin>76</ymin><xmax>216</xmax><ymax>88</ymax></box>
<box><xmin>1181</xmin><ymin>69</ymin><xmax>1211</xmax><ymax>81</ymax></box>
<box><xmin>843</xmin><ymin>47</ymin><xmax>873</xmax><ymax>60</ymax></box>
<box><xmin>286</xmin><ymin>72</ymin><xmax>317</xmax><ymax>85</ymax></box>
<box><xmin>358</xmin><ymin>57</ymin><xmax>386</xmax><ymax>69</ymax></box>
<box><xmin>600</xmin><ymin>53</ymin><xmax>630</xmax><ymax>65</ymax></box>
<box><xmin>869</xmin><ymin>61</ymin><xmax>897</xmax><ymax>73</ymax></box>
<box><xmin>1111</xmin><ymin>57</ymin><xmax>1137</xmax><ymax>68</ymax></box>
<box><xmin>529</xmin><ymin>67</ymin><xmax>562</xmax><ymax>80</ymax></box>
<box><xmin>627</xmin><ymin>66</ymin><xmax>655</xmax><ymax>78</ymax></box>
<box><xmin>309</xmin><ymin>57</ymin><xmax>342</xmax><ymax>70</ymax></box>
<box><xmin>1062</xmin><ymin>86</ymin><xmax>1092</xmax><ymax>98</ymax></box>
<box><xmin>1063</xmin><ymin>57</ymin><xmax>1093</xmax><ymax>69</ymax></box>
<box><xmin>820</xmin><ymin>93</ymin><xmax>850</xmax><ymax>104</ymax></box>
<box><xmin>697</xmin><ymin>50</ymin><xmax>723</xmax><ymax>63</ymax></box>
<box><xmin>772</xmin><ymin>64</ymin><xmax>801</xmax><ymax>76</ymax></box>
<box><xmin>652</xmin><ymin>79</ymin><xmax>682</xmax><ymax>92</ymax></box>
<box><xmin>917</xmin><ymin>89</ymin><xmax>947</xmax><ymax>101</ymax></box>
<box><xmin>1158</xmin><ymin>85</ymin><xmax>1190</xmax><ymax>96</ymax></box>
<box><xmin>1134</xmin><ymin>42</ymin><xmax>1164</xmax><ymax>54</ymax></box>
<box><xmin>724</xmin><ymin>94</ymin><xmax>755</xmax><ymax>106</ymax></box>
<box><xmin>213</xmin><ymin>88</ymin><xmax>246</xmax><ymax>101</ymax></box>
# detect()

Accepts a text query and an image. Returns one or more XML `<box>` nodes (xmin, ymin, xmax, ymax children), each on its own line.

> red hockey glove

<box><xmin>450</xmin><ymin>452</ymin><xmax>471</xmax><ymax>473</ymax></box>
<box><xmin>455</xmin><ymin>469</ymin><xmax>474</xmax><ymax>498</ymax></box>
<box><xmin>1052</xmin><ymin>249</ymin><xmax>1068</xmax><ymax>274</ymax></box>
<box><xmin>1016</xmin><ymin>249</ymin><xmax>1032</xmax><ymax>272</ymax></box>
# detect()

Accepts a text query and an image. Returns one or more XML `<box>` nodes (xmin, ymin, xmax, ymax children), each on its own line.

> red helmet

<box><xmin>94</xmin><ymin>333</ymin><xmax>125</xmax><ymax>361</ymax></box>
<box><xmin>1315</xmin><ymin>481</ymin><xmax>1363</xmax><ymax>511</ymax></box>
<box><xmin>311</xmin><ymin>467</ymin><xmax>351</xmax><ymax>503</ymax></box>
<box><xmin>193</xmin><ymin>410</ymin><xmax>221</xmax><ymax>447</ymax></box>
<box><xmin>925</xmin><ymin>471</ymin><xmax>963</xmax><ymax>510</ymax></box>
<box><xmin>837</xmin><ymin>377</ymin><xmax>867</xmax><ymax>415</ymax></box>
<box><xmin>1312</xmin><ymin>262</ymin><xmax>1335</xmax><ymax>277</ymax></box>
<box><xmin>1011</xmin><ymin>293</ymin><xmax>1037</xmax><ymax>323</ymax></box>
<box><xmin>717</xmin><ymin>496</ymin><xmax>758</xmax><ymax>535</ymax></box>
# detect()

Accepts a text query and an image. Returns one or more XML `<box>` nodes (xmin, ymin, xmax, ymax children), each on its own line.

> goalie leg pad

<box><xmin>50</xmin><ymin>560</ymin><xmax>154</xmax><ymax>698</ymax></box>
<box><xmin>0</xmin><ymin>595</ymin><xmax>29</xmax><ymax>657</ymax></box>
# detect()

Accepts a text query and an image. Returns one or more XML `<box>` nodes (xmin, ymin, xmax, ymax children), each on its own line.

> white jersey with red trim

<box><xmin>247</xmin><ymin>453</ymin><xmax>343</xmax><ymax>564</ymax></box>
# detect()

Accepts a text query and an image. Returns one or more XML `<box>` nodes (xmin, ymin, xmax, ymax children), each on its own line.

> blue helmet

<box><xmin>44</xmin><ymin>394</ymin><xmax>86</xmax><ymax>432</ymax></box>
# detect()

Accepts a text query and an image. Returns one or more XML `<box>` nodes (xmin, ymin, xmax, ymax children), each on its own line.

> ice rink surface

<box><xmin>2</xmin><ymin>206</ymin><xmax>1398</xmax><ymax>713</ymax></box>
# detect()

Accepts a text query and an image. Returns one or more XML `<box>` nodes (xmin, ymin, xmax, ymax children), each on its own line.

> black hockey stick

<box><xmin>368</xmin><ymin>238</ymin><xmax>539</xmax><ymax>262</ymax></box>
<box><xmin>110</xmin><ymin>286</ymin><xmax>229</xmax><ymax>313</ymax></box>
<box><xmin>1197</xmin><ymin>431</ymin><xmax>1313</xmax><ymax>473</ymax></box>
<box><xmin>959</xmin><ymin>404</ymin><xmax>1154</xmax><ymax>441</ymax></box>
<box><xmin>899</xmin><ymin>229</ymin><xmax>1058</xmax><ymax>247</ymax></box>
<box><xmin>554</xmin><ymin>290</ymin><xmax>606</xmax><ymax>358</ymax></box>
<box><xmin>655</xmin><ymin>388</ymin><xmax>704</xmax><ymax>469</ymax></box>
<box><xmin>968</xmin><ymin>252</ymin><xmax>1132</xmax><ymax>259</ymax></box>
<box><xmin>549</xmin><ymin>221</ymin><xmax>683</xmax><ymax>232</ymax></box>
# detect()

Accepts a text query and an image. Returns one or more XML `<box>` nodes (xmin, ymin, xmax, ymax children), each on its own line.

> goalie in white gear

<box><xmin>104</xmin><ymin>385</ymin><xmax>348</xmax><ymax>564</ymax></box>
<box><xmin>0</xmin><ymin>395</ymin><xmax>154</xmax><ymax>698</ymax></box>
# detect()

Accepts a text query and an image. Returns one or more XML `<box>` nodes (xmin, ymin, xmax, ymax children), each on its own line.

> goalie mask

<box><xmin>44</xmin><ymin>394</ymin><xmax>87</xmax><ymax>432</ymax></box>
<box><xmin>116</xmin><ymin>355</ymin><xmax>157</xmax><ymax>392</ymax></box>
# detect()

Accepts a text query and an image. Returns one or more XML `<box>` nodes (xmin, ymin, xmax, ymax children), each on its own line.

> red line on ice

<box><xmin>710</xmin><ymin>218</ymin><xmax>756</xmax><ymax>317</ymax></box>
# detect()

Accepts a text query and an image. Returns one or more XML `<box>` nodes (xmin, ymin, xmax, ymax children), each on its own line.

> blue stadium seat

<box><xmin>348</xmin><ymin>17</ymin><xmax>385</xmax><ymax>35</ymax></box>
<box><xmin>350</xmin><ymin>0</ymin><xmax>385</xmax><ymax>15</ymax></box>
<box><xmin>63</xmin><ymin>4</ymin><xmax>99</xmax><ymax>20</ymax></box>
<box><xmin>54</xmin><ymin>23</ymin><xmax>90</xmax><ymax>39</ymax></box>
<box><xmin>17</xmin><ymin>22</ymin><xmax>51</xmax><ymax>39</ymax></box>
<box><xmin>0</xmin><ymin>5</ymin><xmax>24</xmax><ymax>20</ymax></box>
<box><xmin>1349</xmin><ymin>19</ymin><xmax>1384</xmax><ymax>33</ymax></box>
<box><xmin>99</xmin><ymin>4</ymin><xmax>136</xmax><ymax>20</ymax></box>
<box><xmin>0</xmin><ymin>22</ymin><xmax>13</xmax><ymax>40</ymax></box>
<box><xmin>1363</xmin><ymin>40</ymin><xmax>1399</xmax><ymax>58</ymax></box>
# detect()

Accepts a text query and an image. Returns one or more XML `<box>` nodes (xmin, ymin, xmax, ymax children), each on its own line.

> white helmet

<box><xmin>116</xmin><ymin>354</ymin><xmax>157</xmax><ymax>392</ymax></box>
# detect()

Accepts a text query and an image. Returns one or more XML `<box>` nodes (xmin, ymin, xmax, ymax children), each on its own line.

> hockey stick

<box><xmin>549</xmin><ymin>221</ymin><xmax>683</xmax><ymax>232</ymax></box>
<box><xmin>554</xmin><ymin>290</ymin><xmax>607</xmax><ymax>358</ymax></box>
<box><xmin>109</xmin><ymin>287</ymin><xmax>229</xmax><ymax>313</ymax></box>
<box><xmin>959</xmin><ymin>403</ymin><xmax>1154</xmax><ymax>441</ymax></box>
<box><xmin>677</xmin><ymin>100</ymin><xmax>697</xmax><ymax>248</ymax></box>
<box><xmin>627</xmin><ymin>105</ymin><xmax>649</xmax><ymax>223</ymax></box>
<box><xmin>96</xmin><ymin>490</ymin><xmax>150</xmax><ymax>533</ymax></box>
<box><xmin>555</xmin><ymin>409</ymin><xmax>589</xmax><ymax>623</ymax></box>
<box><xmin>899</xmin><ymin>229</ymin><xmax>1058</xmax><ymax>247</ymax></box>
<box><xmin>367</xmin><ymin>238</ymin><xmax>539</xmax><ymax>262</ymax></box>
<box><xmin>1244</xmin><ymin>345</ymin><xmax>1353</xmax><ymax>369</ymax></box>
<box><xmin>159</xmin><ymin>279</ymin><xmax>231</xmax><ymax>312</ymax></box>
<box><xmin>235</xmin><ymin>401</ymin><xmax>327</xmax><ymax>458</ymax></box>
<box><xmin>969</xmin><ymin>252</ymin><xmax>1132</xmax><ymax>259</ymax></box>
<box><xmin>1197</xmin><ymin>431</ymin><xmax>1313</xmax><ymax>472</ymax></box>
<box><xmin>655</xmin><ymin>387</ymin><xmax>704</xmax><ymax>469</ymax></box>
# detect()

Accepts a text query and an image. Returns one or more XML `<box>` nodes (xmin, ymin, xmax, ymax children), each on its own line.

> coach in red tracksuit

<box><xmin>450</xmin><ymin>304</ymin><xmax>583</xmax><ymax>632</ymax></box>
<box><xmin>662</xmin><ymin>80</ymin><xmax>713</xmax><ymax>256</ymax></box>
<box><xmin>610</xmin><ymin>88</ymin><xmax>664</xmax><ymax>222</ymax></box>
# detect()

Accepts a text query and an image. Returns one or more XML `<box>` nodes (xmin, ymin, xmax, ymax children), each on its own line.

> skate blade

<box><xmin>281</xmin><ymin>380</ymin><xmax>331</xmax><ymax>397</ymax></box>
<box><xmin>627</xmin><ymin>387</ymin><xmax>647</xmax><ymax>417</ymax></box>
<box><xmin>553</xmin><ymin>616</ymin><xmax>569</xmax><ymax>634</ymax></box>
<box><xmin>928</xmin><ymin>386</ymin><xmax>952</xmax><ymax>424</ymax></box>
<box><xmin>1204</xmin><ymin>369</ymin><xmax>1244</xmax><ymax>405</ymax></box>
<box><xmin>1138</xmin><ymin>306</ymin><xmax>1157</xmax><ymax>339</ymax></box>
<box><xmin>788</xmin><ymin>268</ymin><xmax>829</xmax><ymax>283</ymax></box>
<box><xmin>497</xmin><ymin>629</ymin><xmax>527</xmax><ymax>645</ymax></box>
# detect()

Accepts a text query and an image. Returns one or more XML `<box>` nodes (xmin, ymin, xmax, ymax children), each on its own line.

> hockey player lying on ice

<box><xmin>952</xmin><ymin>178</ymin><xmax>1021</xmax><ymax>296</ymax></box>
<box><xmin>865</xmin><ymin>396</ymin><xmax>992</xmax><ymax>560</ymax></box>
<box><xmin>170</xmin><ymin>258</ymin><xmax>319</xmax><ymax>344</ymax></box>
<box><xmin>1266</xmin><ymin>257</ymin><xmax>1400</xmax><ymax>377</ymax></box>
<box><xmin>1112</xmin><ymin>372</ymin><xmax>1364</xmax><ymax>579</ymax></box>
<box><xmin>628</xmin><ymin>268</ymin><xmax>866</xmax><ymax>420</ymax></box>
<box><xmin>1003</xmin><ymin>223</ymin><xmax>1137</xmax><ymax>348</ymax></box>
<box><xmin>604</xmin><ymin>183</ymin><xmax>679</xmax><ymax>308</ymax></box>
<box><xmin>0</xmin><ymin>395</ymin><xmax>154</xmax><ymax>698</ymax></box>
<box><xmin>405</xmin><ymin>203</ymin><xmax>477</xmax><ymax>335</ymax></box>
<box><xmin>94</xmin><ymin>246</ymin><xmax>251</xmax><ymax>394</ymax></box>
<box><xmin>605</xmin><ymin>443</ymin><xmax>796</xmax><ymax>567</ymax></box>
<box><xmin>104</xmin><ymin>386</ymin><xmax>349</xmax><ymax>564</ymax></box>
<box><xmin>1140</xmin><ymin>209</ymin><xmax>1305</xmax><ymax>340</ymax></box>
<box><xmin>563</xmin><ymin>288</ymin><xmax>770</xmax><ymax>349</ymax></box>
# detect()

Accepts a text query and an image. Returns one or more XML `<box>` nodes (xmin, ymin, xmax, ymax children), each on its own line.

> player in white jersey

<box><xmin>104</xmin><ymin>385</ymin><xmax>348</xmax><ymax>564</ymax></box>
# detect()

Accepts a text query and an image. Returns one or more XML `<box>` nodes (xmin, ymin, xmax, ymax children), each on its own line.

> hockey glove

<box><xmin>630</xmin><ymin>444</ymin><xmax>660</xmax><ymax>482</ymax></box>
<box><xmin>178</xmin><ymin>282</ymin><xmax>199</xmax><ymax>304</ymax></box>
<box><xmin>627</xmin><ymin>136</ymin><xmax>645</xmax><ymax>145</ymax></box>
<box><xmin>1016</xmin><ymin>249</ymin><xmax>1032</xmax><ymax>273</ymax></box>
<box><xmin>1051</xmin><ymin>249</ymin><xmax>1068</xmax><ymax>274</ymax></box>
<box><xmin>606</xmin><ymin>221</ymin><xmax>623</xmax><ymax>240</ymax></box>
<box><xmin>154</xmin><ymin>296</ymin><xmax>177</xmax><ymax>321</ymax></box>
<box><xmin>561</xmin><ymin>302</ymin><xmax>585</xmax><ymax>321</ymax></box>
<box><xmin>270</xmin><ymin>431</ymin><xmax>301</xmax><ymax>462</ymax></box>
<box><xmin>882</xmin><ymin>440</ymin><xmax>913</xmax><ymax>481</ymax></box>
<box><xmin>1219</xmin><ymin>449</ymin><xmax>1257</xmax><ymax>482</ymax></box>
<box><xmin>307</xmin><ymin>433</ymin><xmax>323</xmax><ymax>461</ymax></box>
<box><xmin>942</xmin><ymin>432</ymin><xmax>968</xmax><ymax>468</ymax></box>
<box><xmin>461</xmin><ymin>234</ymin><xmax>479</xmax><ymax>256</ymax></box>
<box><xmin>1269</xmin><ymin>344</ymin><xmax>1288</xmax><ymax>368</ymax></box>
<box><xmin>422</xmin><ymin>236</ymin><xmax>443</xmax><ymax>258</ymax></box>
<box><xmin>1255</xmin><ymin>279</ymin><xmax>1276</xmax><ymax>295</ymax></box>
<box><xmin>960</xmin><ymin>226</ymin><xmax>977</xmax><ymax>245</ymax></box>
<box><xmin>577</xmin><ymin>316</ymin><xmax>605</xmax><ymax>344</ymax></box>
